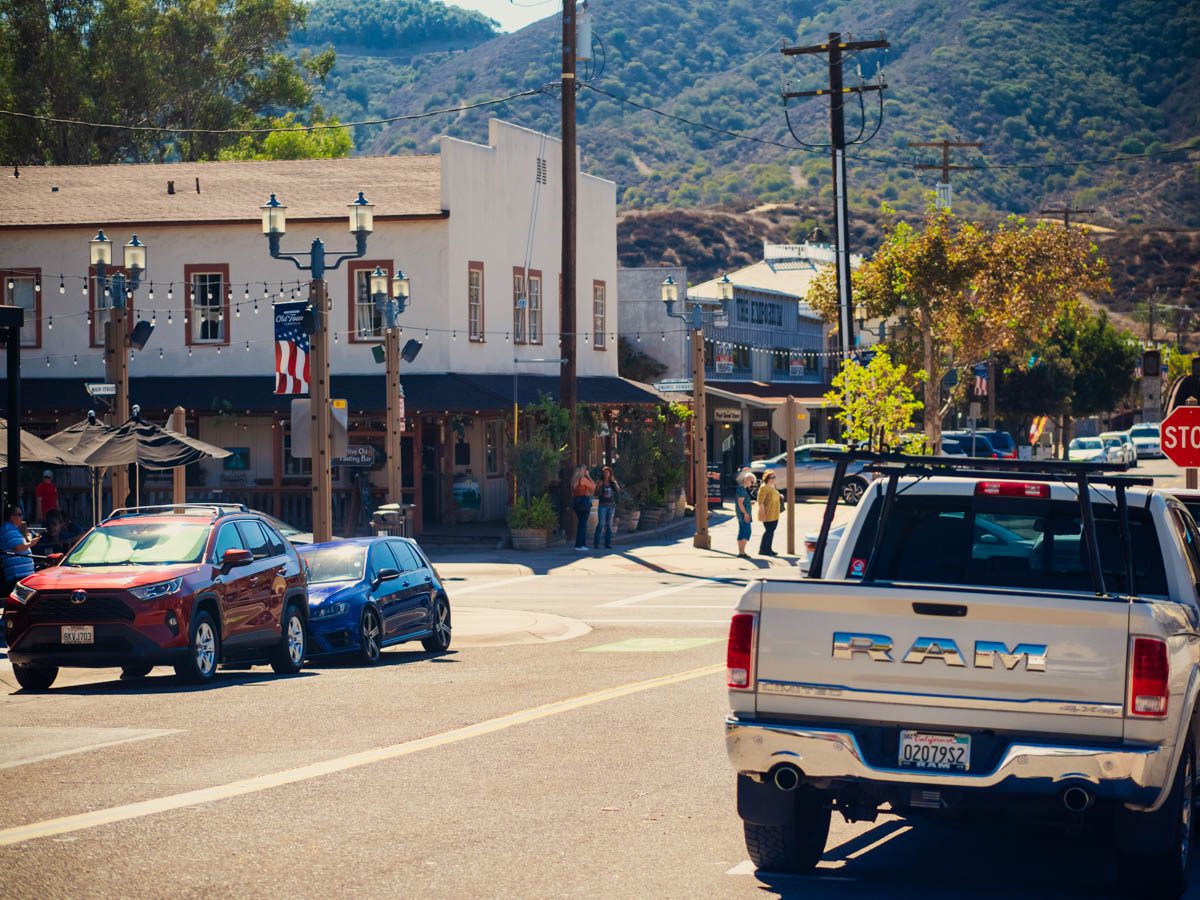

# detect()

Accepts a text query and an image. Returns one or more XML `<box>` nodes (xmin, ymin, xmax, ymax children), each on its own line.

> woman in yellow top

<box><xmin>756</xmin><ymin>470</ymin><xmax>782</xmax><ymax>557</ymax></box>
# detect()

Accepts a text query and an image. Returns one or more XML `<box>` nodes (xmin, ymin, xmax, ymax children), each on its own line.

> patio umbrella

<box><xmin>78</xmin><ymin>413</ymin><xmax>231</xmax><ymax>471</ymax></box>
<box><xmin>47</xmin><ymin>414</ymin><xmax>123</xmax><ymax>522</ymax></box>
<box><xmin>0</xmin><ymin>419</ymin><xmax>88</xmax><ymax>468</ymax></box>
<box><xmin>45</xmin><ymin>413</ymin><xmax>116</xmax><ymax>457</ymax></box>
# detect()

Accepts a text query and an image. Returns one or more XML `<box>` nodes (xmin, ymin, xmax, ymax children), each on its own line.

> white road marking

<box><xmin>634</xmin><ymin>604</ymin><xmax>737</xmax><ymax>610</ymax></box>
<box><xmin>599</xmin><ymin>580</ymin><xmax>737</xmax><ymax>608</ymax></box>
<box><xmin>726</xmin><ymin>861</ymin><xmax>757</xmax><ymax>875</ymax></box>
<box><xmin>0</xmin><ymin>727</ymin><xmax>178</xmax><ymax>771</ymax></box>
<box><xmin>449</xmin><ymin>574</ymin><xmax>534</xmax><ymax>597</ymax></box>
<box><xmin>0</xmin><ymin>663</ymin><xmax>723</xmax><ymax>847</ymax></box>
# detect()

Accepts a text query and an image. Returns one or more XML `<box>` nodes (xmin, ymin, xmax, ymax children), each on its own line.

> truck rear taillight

<box><xmin>1129</xmin><ymin>637</ymin><xmax>1169</xmax><ymax>717</ymax></box>
<box><xmin>727</xmin><ymin>613</ymin><xmax>756</xmax><ymax>690</ymax></box>
<box><xmin>974</xmin><ymin>481</ymin><xmax>1050</xmax><ymax>499</ymax></box>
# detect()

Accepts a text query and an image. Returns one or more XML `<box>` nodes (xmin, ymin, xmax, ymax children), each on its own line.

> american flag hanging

<box><xmin>274</xmin><ymin>300</ymin><xmax>310</xmax><ymax>395</ymax></box>
<box><xmin>973</xmin><ymin>363</ymin><xmax>989</xmax><ymax>398</ymax></box>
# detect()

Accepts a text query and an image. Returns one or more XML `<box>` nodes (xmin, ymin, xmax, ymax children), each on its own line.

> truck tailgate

<box><xmin>755</xmin><ymin>580</ymin><xmax>1130</xmax><ymax>739</ymax></box>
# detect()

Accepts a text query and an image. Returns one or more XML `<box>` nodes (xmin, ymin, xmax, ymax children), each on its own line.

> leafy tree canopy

<box><xmin>825</xmin><ymin>349</ymin><xmax>923</xmax><ymax>454</ymax></box>
<box><xmin>0</xmin><ymin>0</ymin><xmax>335</xmax><ymax>164</ymax></box>
<box><xmin>808</xmin><ymin>202</ymin><xmax>1109</xmax><ymax>445</ymax></box>
<box><xmin>296</xmin><ymin>0</ymin><xmax>497</xmax><ymax>51</ymax></box>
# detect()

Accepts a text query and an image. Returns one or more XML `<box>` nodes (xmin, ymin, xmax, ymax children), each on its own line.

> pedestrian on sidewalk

<box><xmin>2</xmin><ymin>504</ymin><xmax>38</xmax><ymax>589</ymax></box>
<box><xmin>735</xmin><ymin>471</ymin><xmax>756</xmax><ymax>558</ymax></box>
<box><xmin>593</xmin><ymin>466</ymin><xmax>620</xmax><ymax>549</ymax></box>
<box><xmin>570</xmin><ymin>465</ymin><xmax>596</xmax><ymax>551</ymax></box>
<box><xmin>757</xmin><ymin>471</ymin><xmax>781</xmax><ymax>556</ymax></box>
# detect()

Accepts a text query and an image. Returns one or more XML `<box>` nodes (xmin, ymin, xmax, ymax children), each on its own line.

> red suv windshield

<box><xmin>63</xmin><ymin>522</ymin><xmax>210</xmax><ymax>566</ymax></box>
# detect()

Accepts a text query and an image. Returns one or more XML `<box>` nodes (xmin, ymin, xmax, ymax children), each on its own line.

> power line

<box><xmin>0</xmin><ymin>87</ymin><xmax>549</xmax><ymax>137</ymax></box>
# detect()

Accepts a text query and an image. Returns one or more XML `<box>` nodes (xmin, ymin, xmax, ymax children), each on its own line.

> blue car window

<box><xmin>389</xmin><ymin>541</ymin><xmax>421</xmax><ymax>573</ymax></box>
<box><xmin>368</xmin><ymin>541</ymin><xmax>401</xmax><ymax>580</ymax></box>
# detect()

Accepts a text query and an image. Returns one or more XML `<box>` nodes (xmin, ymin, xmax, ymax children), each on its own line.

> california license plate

<box><xmin>899</xmin><ymin>730</ymin><xmax>971</xmax><ymax>771</ymax></box>
<box><xmin>61</xmin><ymin>625</ymin><xmax>94</xmax><ymax>645</ymax></box>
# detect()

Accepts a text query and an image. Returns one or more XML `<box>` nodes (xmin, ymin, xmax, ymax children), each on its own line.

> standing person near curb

<box><xmin>570</xmin><ymin>465</ymin><xmax>596</xmax><ymax>552</ymax></box>
<box><xmin>735</xmin><ymin>471</ymin><xmax>756</xmax><ymax>559</ymax></box>
<box><xmin>593</xmin><ymin>466</ymin><xmax>620</xmax><ymax>550</ymax></box>
<box><xmin>757</xmin><ymin>470</ymin><xmax>781</xmax><ymax>557</ymax></box>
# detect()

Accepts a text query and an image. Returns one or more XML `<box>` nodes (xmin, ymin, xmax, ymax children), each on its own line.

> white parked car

<box><xmin>1129</xmin><ymin>423</ymin><xmax>1163</xmax><ymax>459</ymax></box>
<box><xmin>1100</xmin><ymin>430</ymin><xmax>1138</xmax><ymax>467</ymax></box>
<box><xmin>1067</xmin><ymin>437</ymin><xmax>1106</xmax><ymax>462</ymax></box>
<box><xmin>1100</xmin><ymin>435</ymin><xmax>1129</xmax><ymax>465</ymax></box>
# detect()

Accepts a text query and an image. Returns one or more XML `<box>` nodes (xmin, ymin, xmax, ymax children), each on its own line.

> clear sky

<box><xmin>445</xmin><ymin>0</ymin><xmax>559</xmax><ymax>34</ymax></box>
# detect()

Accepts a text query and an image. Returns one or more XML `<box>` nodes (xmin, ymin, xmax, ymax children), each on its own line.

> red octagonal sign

<box><xmin>1161</xmin><ymin>406</ymin><xmax>1200</xmax><ymax>469</ymax></box>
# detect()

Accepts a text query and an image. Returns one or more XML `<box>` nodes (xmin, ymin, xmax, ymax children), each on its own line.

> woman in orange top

<box><xmin>570</xmin><ymin>465</ymin><xmax>596</xmax><ymax>551</ymax></box>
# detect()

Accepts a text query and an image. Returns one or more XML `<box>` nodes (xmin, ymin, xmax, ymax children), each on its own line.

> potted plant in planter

<box><xmin>508</xmin><ymin>494</ymin><xmax>558</xmax><ymax>550</ymax></box>
<box><xmin>617</xmin><ymin>494</ymin><xmax>639</xmax><ymax>532</ymax></box>
<box><xmin>639</xmin><ymin>487</ymin><xmax>669</xmax><ymax>529</ymax></box>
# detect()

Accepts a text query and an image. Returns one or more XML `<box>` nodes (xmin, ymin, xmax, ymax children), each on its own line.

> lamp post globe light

<box><xmin>661</xmin><ymin>272</ymin><xmax>733</xmax><ymax>551</ymax></box>
<box><xmin>89</xmin><ymin>230</ymin><xmax>155</xmax><ymax>513</ymax></box>
<box><xmin>259</xmin><ymin>191</ymin><xmax>376</xmax><ymax>543</ymax></box>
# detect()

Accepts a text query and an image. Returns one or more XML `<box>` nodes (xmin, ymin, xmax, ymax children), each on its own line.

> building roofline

<box><xmin>0</xmin><ymin>211</ymin><xmax>450</xmax><ymax>232</ymax></box>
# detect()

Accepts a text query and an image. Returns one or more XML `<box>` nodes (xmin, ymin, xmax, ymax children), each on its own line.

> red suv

<box><xmin>4</xmin><ymin>505</ymin><xmax>309</xmax><ymax>690</ymax></box>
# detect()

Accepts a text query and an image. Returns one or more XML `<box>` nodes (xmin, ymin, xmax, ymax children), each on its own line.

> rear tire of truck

<box><xmin>1117</xmin><ymin>737</ymin><xmax>1193</xmax><ymax>898</ymax></box>
<box><xmin>743</xmin><ymin>790</ymin><xmax>830</xmax><ymax>873</ymax></box>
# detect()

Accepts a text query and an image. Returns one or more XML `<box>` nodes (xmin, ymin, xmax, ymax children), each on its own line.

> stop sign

<box><xmin>1161</xmin><ymin>406</ymin><xmax>1200</xmax><ymax>468</ymax></box>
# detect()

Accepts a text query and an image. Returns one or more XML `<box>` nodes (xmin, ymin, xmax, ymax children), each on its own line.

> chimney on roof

<box><xmin>167</xmin><ymin>180</ymin><xmax>175</xmax><ymax>195</ymax></box>
<box><xmin>195</xmin><ymin>177</ymin><xmax>200</xmax><ymax>194</ymax></box>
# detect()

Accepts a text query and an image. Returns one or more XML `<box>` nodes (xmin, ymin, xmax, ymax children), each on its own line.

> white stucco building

<box><xmin>0</xmin><ymin>119</ymin><xmax>656</xmax><ymax>531</ymax></box>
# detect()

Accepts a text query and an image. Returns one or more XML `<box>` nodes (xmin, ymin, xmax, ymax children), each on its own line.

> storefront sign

<box><xmin>715</xmin><ymin>343</ymin><xmax>734</xmax><ymax>374</ymax></box>
<box><xmin>789</xmin><ymin>352</ymin><xmax>804</xmax><ymax>377</ymax></box>
<box><xmin>714</xmin><ymin>408</ymin><xmax>742</xmax><ymax>423</ymax></box>
<box><xmin>335</xmin><ymin>445</ymin><xmax>376</xmax><ymax>467</ymax></box>
<box><xmin>706</xmin><ymin>466</ymin><xmax>723</xmax><ymax>507</ymax></box>
<box><xmin>736</xmin><ymin>298</ymin><xmax>784</xmax><ymax>327</ymax></box>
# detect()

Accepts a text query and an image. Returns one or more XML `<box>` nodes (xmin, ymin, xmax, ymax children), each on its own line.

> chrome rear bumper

<box><xmin>726</xmin><ymin>716</ymin><xmax>1172</xmax><ymax>810</ymax></box>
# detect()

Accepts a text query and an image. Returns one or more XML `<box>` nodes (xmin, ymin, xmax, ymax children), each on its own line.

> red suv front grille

<box><xmin>28</xmin><ymin>593</ymin><xmax>135</xmax><ymax>624</ymax></box>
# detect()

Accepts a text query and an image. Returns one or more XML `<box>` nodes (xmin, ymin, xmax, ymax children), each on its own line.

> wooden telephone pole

<box><xmin>560</xmin><ymin>0</ymin><xmax>578</xmax><ymax>467</ymax></box>
<box><xmin>782</xmin><ymin>33</ymin><xmax>888</xmax><ymax>359</ymax></box>
<box><xmin>104</xmin><ymin>305</ymin><xmax>130</xmax><ymax>510</ymax></box>
<box><xmin>908</xmin><ymin>139</ymin><xmax>982</xmax><ymax>210</ymax></box>
<box><xmin>1040</xmin><ymin>204</ymin><xmax>1096</xmax><ymax>229</ymax></box>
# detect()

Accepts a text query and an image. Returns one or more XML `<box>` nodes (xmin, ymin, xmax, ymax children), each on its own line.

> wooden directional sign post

<box><xmin>1162</xmin><ymin>402</ymin><xmax>1200</xmax><ymax>489</ymax></box>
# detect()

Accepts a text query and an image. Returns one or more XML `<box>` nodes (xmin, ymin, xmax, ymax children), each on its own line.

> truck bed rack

<box><xmin>806</xmin><ymin>448</ymin><xmax>1150</xmax><ymax>598</ymax></box>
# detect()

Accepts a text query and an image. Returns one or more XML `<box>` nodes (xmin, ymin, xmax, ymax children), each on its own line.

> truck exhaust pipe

<box><xmin>772</xmin><ymin>765</ymin><xmax>801</xmax><ymax>792</ymax></box>
<box><xmin>1062</xmin><ymin>787</ymin><xmax>1093</xmax><ymax>813</ymax></box>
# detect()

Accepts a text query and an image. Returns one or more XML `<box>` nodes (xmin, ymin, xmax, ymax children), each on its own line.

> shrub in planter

<box><xmin>508</xmin><ymin>494</ymin><xmax>558</xmax><ymax>550</ymax></box>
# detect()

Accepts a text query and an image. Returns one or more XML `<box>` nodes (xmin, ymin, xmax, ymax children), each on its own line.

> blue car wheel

<box><xmin>358</xmin><ymin>606</ymin><xmax>382</xmax><ymax>664</ymax></box>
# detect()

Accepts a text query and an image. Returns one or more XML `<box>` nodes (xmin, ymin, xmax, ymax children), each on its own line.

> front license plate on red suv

<box><xmin>61</xmin><ymin>625</ymin><xmax>94</xmax><ymax>645</ymax></box>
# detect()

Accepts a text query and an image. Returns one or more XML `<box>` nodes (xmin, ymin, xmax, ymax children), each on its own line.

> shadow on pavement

<box><xmin>14</xmin><ymin>669</ymin><xmax>317</xmax><ymax>696</ymax></box>
<box><xmin>306</xmin><ymin>648</ymin><xmax>457</xmax><ymax>669</ymax></box>
<box><xmin>749</xmin><ymin>817</ymin><xmax>1188</xmax><ymax>899</ymax></box>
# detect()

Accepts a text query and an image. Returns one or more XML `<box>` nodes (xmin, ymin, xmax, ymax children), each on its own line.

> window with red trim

<box><xmin>528</xmin><ymin>270</ymin><xmax>542</xmax><ymax>345</ymax></box>
<box><xmin>348</xmin><ymin>259</ymin><xmax>392</xmax><ymax>342</ymax></box>
<box><xmin>592</xmin><ymin>280</ymin><xmax>607</xmax><ymax>349</ymax></box>
<box><xmin>3</xmin><ymin>268</ymin><xmax>41</xmax><ymax>348</ymax></box>
<box><xmin>468</xmin><ymin>261</ymin><xmax>485</xmax><ymax>342</ymax></box>
<box><xmin>184</xmin><ymin>263</ymin><xmax>231</xmax><ymax>345</ymax></box>
<box><xmin>512</xmin><ymin>267</ymin><xmax>526</xmax><ymax>344</ymax></box>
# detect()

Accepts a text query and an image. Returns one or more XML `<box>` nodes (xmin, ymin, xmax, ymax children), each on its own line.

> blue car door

<box><xmin>367</xmin><ymin>542</ymin><xmax>406</xmax><ymax>637</ymax></box>
<box><xmin>389</xmin><ymin>540</ymin><xmax>433</xmax><ymax>630</ymax></box>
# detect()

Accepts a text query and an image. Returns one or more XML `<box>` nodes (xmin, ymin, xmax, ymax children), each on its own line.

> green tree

<box><xmin>0</xmin><ymin>0</ymin><xmax>334</xmax><ymax>164</ymax></box>
<box><xmin>808</xmin><ymin>203</ymin><xmax>1109</xmax><ymax>448</ymax></box>
<box><xmin>824</xmin><ymin>350</ymin><xmax>924</xmax><ymax>453</ymax></box>
<box><xmin>218</xmin><ymin>111</ymin><xmax>351</xmax><ymax>160</ymax></box>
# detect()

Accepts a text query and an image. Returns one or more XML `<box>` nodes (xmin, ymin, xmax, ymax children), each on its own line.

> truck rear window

<box><xmin>847</xmin><ymin>495</ymin><xmax>1168</xmax><ymax>596</ymax></box>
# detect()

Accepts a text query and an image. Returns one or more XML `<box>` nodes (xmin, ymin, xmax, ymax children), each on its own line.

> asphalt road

<box><xmin>2</xmin><ymin>480</ymin><xmax>1199</xmax><ymax>898</ymax></box>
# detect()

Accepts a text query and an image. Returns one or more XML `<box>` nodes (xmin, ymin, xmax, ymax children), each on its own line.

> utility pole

<box><xmin>309</xmin><ymin>278</ymin><xmax>334</xmax><ymax>543</ymax></box>
<box><xmin>908</xmin><ymin>139</ymin><xmax>982</xmax><ymax>210</ymax></box>
<box><xmin>560</xmin><ymin>0</ymin><xmax>578</xmax><ymax>467</ymax></box>
<box><xmin>1040</xmin><ymin>204</ymin><xmax>1096</xmax><ymax>229</ymax></box>
<box><xmin>690</xmin><ymin>321</ymin><xmax>710</xmax><ymax>549</ymax></box>
<box><xmin>0</xmin><ymin>305</ymin><xmax>23</xmax><ymax>511</ymax></box>
<box><xmin>783</xmin><ymin>33</ymin><xmax>888</xmax><ymax>361</ymax></box>
<box><xmin>379</xmin><ymin>270</ymin><xmax>409</xmax><ymax>507</ymax></box>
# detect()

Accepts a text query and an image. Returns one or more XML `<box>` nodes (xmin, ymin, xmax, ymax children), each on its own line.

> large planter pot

<box><xmin>510</xmin><ymin>528</ymin><xmax>549</xmax><ymax>551</ymax></box>
<box><xmin>640</xmin><ymin>507</ymin><xmax>668</xmax><ymax>530</ymax></box>
<box><xmin>621</xmin><ymin>509</ymin><xmax>640</xmax><ymax>531</ymax></box>
<box><xmin>674</xmin><ymin>491</ymin><xmax>688</xmax><ymax>518</ymax></box>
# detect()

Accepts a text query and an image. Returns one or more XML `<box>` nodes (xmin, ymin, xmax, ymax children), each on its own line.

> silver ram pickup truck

<box><xmin>725</xmin><ymin>453</ymin><xmax>1200</xmax><ymax>897</ymax></box>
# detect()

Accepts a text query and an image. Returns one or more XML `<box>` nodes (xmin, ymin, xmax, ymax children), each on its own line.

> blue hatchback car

<box><xmin>297</xmin><ymin>537</ymin><xmax>451</xmax><ymax>663</ymax></box>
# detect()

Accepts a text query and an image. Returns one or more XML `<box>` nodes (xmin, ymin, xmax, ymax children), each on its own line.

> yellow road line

<box><xmin>0</xmin><ymin>663</ymin><xmax>723</xmax><ymax>848</ymax></box>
